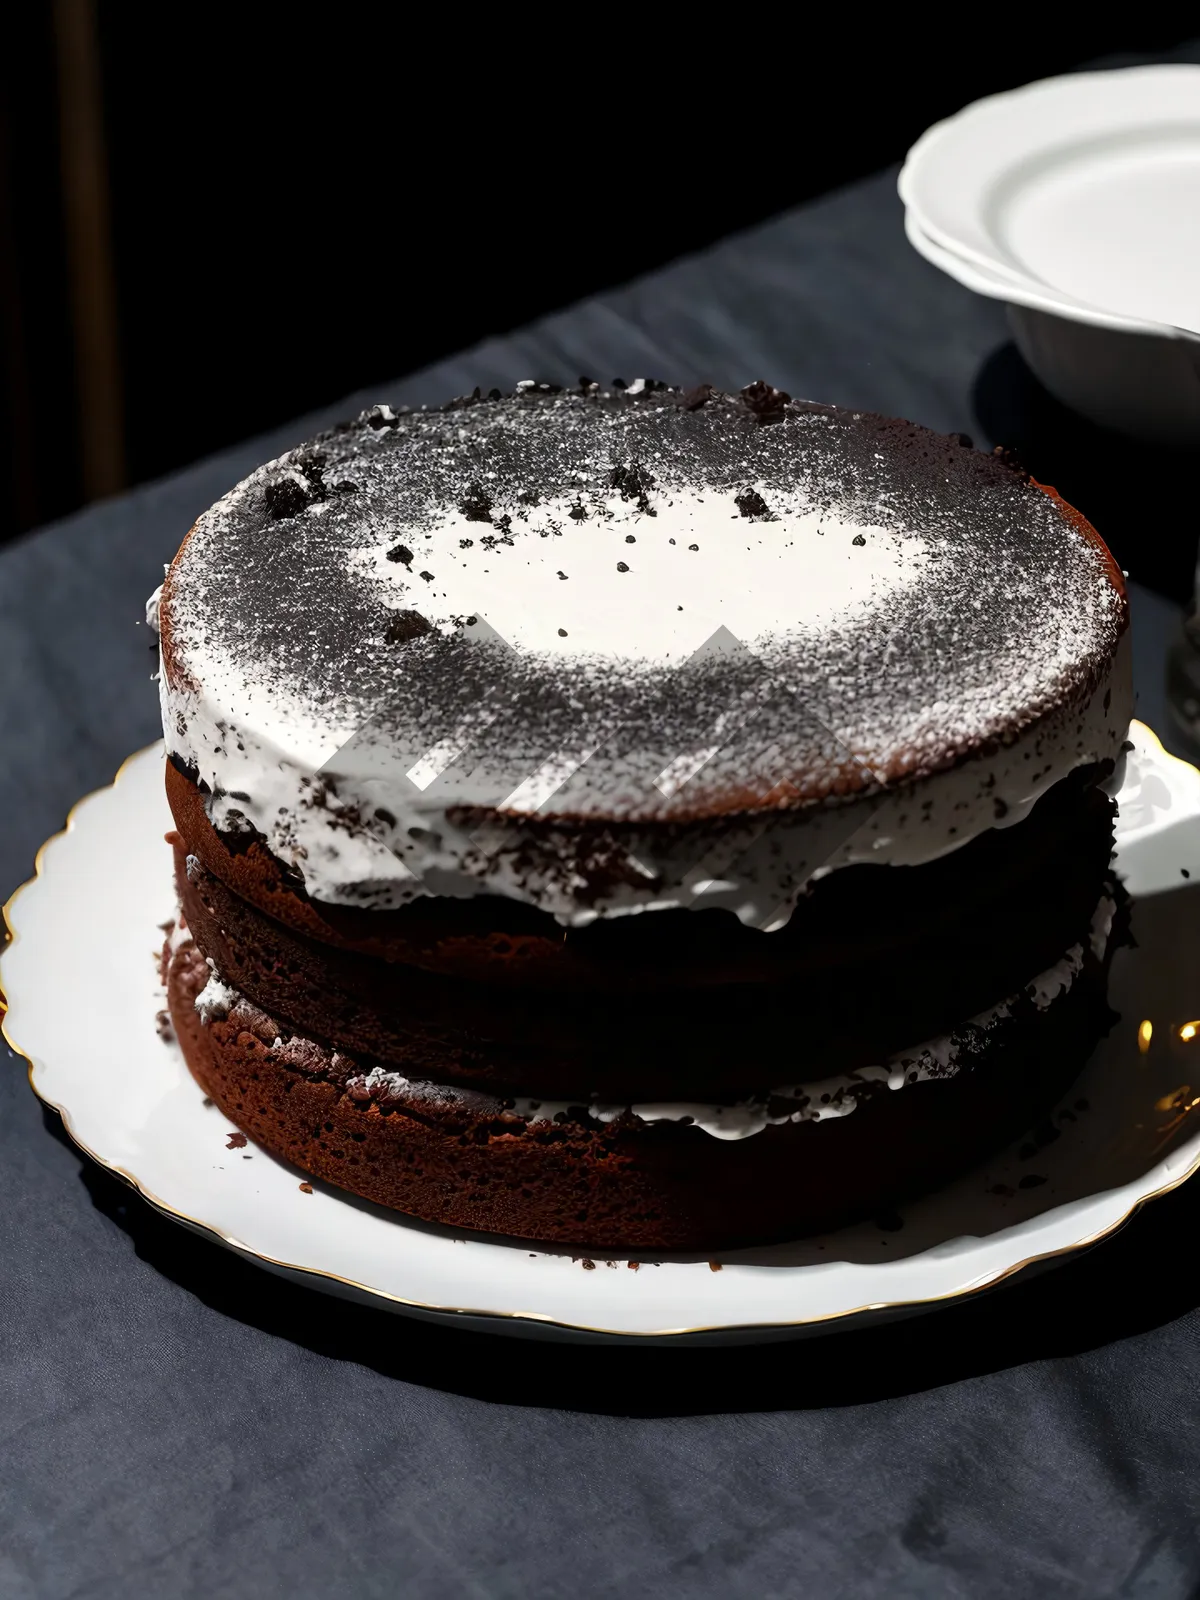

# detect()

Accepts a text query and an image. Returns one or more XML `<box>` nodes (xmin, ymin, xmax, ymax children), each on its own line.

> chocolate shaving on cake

<box><xmin>609</xmin><ymin>462</ymin><xmax>655</xmax><ymax>500</ymax></box>
<box><xmin>385</xmin><ymin>611</ymin><xmax>434</xmax><ymax>644</ymax></box>
<box><xmin>264</xmin><ymin>472</ymin><xmax>314</xmax><ymax>521</ymax></box>
<box><xmin>735</xmin><ymin>489</ymin><xmax>777</xmax><ymax>521</ymax></box>
<box><xmin>363</xmin><ymin>404</ymin><xmax>401</xmax><ymax>430</ymax></box>
<box><xmin>460</xmin><ymin>484</ymin><xmax>493</xmax><ymax>522</ymax></box>
<box><xmin>609</xmin><ymin>461</ymin><xmax>656</xmax><ymax>516</ymax></box>
<box><xmin>740</xmin><ymin>380</ymin><xmax>791</xmax><ymax>423</ymax></box>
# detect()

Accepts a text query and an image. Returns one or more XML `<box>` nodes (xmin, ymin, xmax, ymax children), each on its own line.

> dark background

<box><xmin>1</xmin><ymin>10</ymin><xmax>1196</xmax><ymax>546</ymax></box>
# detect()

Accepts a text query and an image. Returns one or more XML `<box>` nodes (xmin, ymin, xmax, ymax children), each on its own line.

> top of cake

<box><xmin>157</xmin><ymin>381</ymin><xmax>1130</xmax><ymax>923</ymax></box>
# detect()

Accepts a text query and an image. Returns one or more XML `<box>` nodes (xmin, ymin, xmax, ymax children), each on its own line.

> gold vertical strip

<box><xmin>52</xmin><ymin>0</ymin><xmax>125</xmax><ymax>501</ymax></box>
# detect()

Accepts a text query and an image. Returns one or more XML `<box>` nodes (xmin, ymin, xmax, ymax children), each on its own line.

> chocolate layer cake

<box><xmin>152</xmin><ymin>380</ymin><xmax>1131</xmax><ymax>1250</ymax></box>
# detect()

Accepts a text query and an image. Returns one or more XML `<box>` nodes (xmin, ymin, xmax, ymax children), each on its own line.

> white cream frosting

<box><xmin>194</xmin><ymin>961</ymin><xmax>238</xmax><ymax>1025</ymax></box>
<box><xmin>158</xmin><ymin>399</ymin><xmax>1132</xmax><ymax>927</ymax></box>
<box><xmin>160</xmin><ymin>630</ymin><xmax>1131</xmax><ymax>929</ymax></box>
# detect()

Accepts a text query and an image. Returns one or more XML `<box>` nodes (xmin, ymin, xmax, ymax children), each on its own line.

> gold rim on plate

<box><xmin>4</xmin><ymin>725</ymin><xmax>1200</xmax><ymax>1340</ymax></box>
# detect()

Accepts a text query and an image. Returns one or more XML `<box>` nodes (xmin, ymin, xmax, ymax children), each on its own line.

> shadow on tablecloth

<box><xmin>972</xmin><ymin>343</ymin><xmax>1200</xmax><ymax>607</ymax></box>
<box><xmin>45</xmin><ymin>1104</ymin><xmax>1200</xmax><ymax>1416</ymax></box>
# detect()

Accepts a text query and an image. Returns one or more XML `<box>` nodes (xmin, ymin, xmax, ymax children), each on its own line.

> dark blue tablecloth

<box><xmin>5</xmin><ymin>107</ymin><xmax>1200</xmax><ymax>1599</ymax></box>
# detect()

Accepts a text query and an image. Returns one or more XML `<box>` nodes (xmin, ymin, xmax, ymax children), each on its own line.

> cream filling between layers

<box><xmin>183</xmin><ymin>892</ymin><xmax>1116</xmax><ymax>1141</ymax></box>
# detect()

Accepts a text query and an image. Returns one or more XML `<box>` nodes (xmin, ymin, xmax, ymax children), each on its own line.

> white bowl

<box><xmin>904</xmin><ymin>210</ymin><xmax>1200</xmax><ymax>448</ymax></box>
<box><xmin>900</xmin><ymin>66</ymin><xmax>1200</xmax><ymax>448</ymax></box>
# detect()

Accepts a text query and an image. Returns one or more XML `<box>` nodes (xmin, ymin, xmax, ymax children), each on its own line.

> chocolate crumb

<box><xmin>852</xmin><ymin>533</ymin><xmax>866</xmax><ymax>547</ymax></box>
<box><xmin>418</xmin><ymin>570</ymin><xmax>435</xmax><ymax>583</ymax></box>
<box><xmin>617</xmin><ymin>562</ymin><xmax>629</xmax><ymax>573</ymax></box>
<box><xmin>708</xmin><ymin>1260</ymin><xmax>723</xmax><ymax>1272</ymax></box>
<box><xmin>226</xmin><ymin>1132</ymin><xmax>248</xmax><ymax>1149</ymax></box>
<box><xmin>688</xmin><ymin>544</ymin><xmax>698</xmax><ymax>552</ymax></box>
<box><xmin>385</xmin><ymin>611</ymin><xmax>434</xmax><ymax>645</ymax></box>
<box><xmin>264</xmin><ymin>474</ymin><xmax>311</xmax><ymax>521</ymax></box>
<box><xmin>735</xmin><ymin>489</ymin><xmax>776</xmax><ymax>521</ymax></box>
<box><xmin>558</xmin><ymin>628</ymin><xmax>568</xmax><ymax>637</ymax></box>
<box><xmin>557</xmin><ymin>570</ymin><xmax>568</xmax><ymax>580</ymax></box>
<box><xmin>460</xmin><ymin>484</ymin><xmax>493</xmax><ymax>522</ymax></box>
<box><xmin>609</xmin><ymin>462</ymin><xmax>656</xmax><ymax>506</ymax></box>
<box><xmin>386</xmin><ymin>544</ymin><xmax>413</xmax><ymax>565</ymax></box>
<box><xmin>1183</xmin><ymin>869</ymin><xmax>1191</xmax><ymax>879</ymax></box>
<box><xmin>581</xmin><ymin>1258</ymin><xmax>596</xmax><ymax>1270</ymax></box>
<box><xmin>155</xmin><ymin>1010</ymin><xmax>173</xmax><ymax>1041</ymax></box>
<box><xmin>740</xmin><ymin>380</ymin><xmax>791</xmax><ymax>422</ymax></box>
<box><xmin>625</xmin><ymin>534</ymin><xmax>636</xmax><ymax>543</ymax></box>
<box><xmin>299</xmin><ymin>1182</ymin><xmax>314</xmax><ymax>1194</ymax></box>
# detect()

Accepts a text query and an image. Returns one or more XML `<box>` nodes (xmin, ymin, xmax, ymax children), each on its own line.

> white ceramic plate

<box><xmin>900</xmin><ymin>68</ymin><xmax>1200</xmax><ymax>448</ymax></box>
<box><xmin>903</xmin><ymin>206</ymin><xmax>1200</xmax><ymax>446</ymax></box>
<box><xmin>5</xmin><ymin>725</ymin><xmax>1200</xmax><ymax>1343</ymax></box>
<box><xmin>900</xmin><ymin>65</ymin><xmax>1200</xmax><ymax>336</ymax></box>
<box><xmin>901</xmin><ymin>205</ymin><xmax>1121</xmax><ymax>327</ymax></box>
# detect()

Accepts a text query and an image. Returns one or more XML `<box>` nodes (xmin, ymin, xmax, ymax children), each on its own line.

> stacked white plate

<box><xmin>899</xmin><ymin>65</ymin><xmax>1200</xmax><ymax>448</ymax></box>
